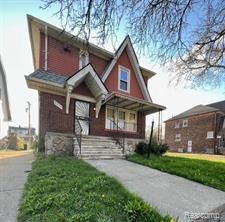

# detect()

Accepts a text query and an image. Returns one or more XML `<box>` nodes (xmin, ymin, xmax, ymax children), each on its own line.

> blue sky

<box><xmin>0</xmin><ymin>0</ymin><xmax>224</xmax><ymax>133</ymax></box>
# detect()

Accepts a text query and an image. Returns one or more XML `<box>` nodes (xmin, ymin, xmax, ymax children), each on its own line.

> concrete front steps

<box><xmin>74</xmin><ymin>135</ymin><xmax>125</xmax><ymax>159</ymax></box>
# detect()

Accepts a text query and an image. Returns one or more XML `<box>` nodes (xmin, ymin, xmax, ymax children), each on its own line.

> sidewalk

<box><xmin>0</xmin><ymin>151</ymin><xmax>34</xmax><ymax>222</ymax></box>
<box><xmin>87</xmin><ymin>159</ymin><xmax>225</xmax><ymax>222</ymax></box>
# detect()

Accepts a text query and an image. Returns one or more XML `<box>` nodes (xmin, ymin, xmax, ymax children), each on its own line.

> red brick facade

<box><xmin>38</xmin><ymin>33</ymin><xmax>148</xmax><ymax>139</ymax></box>
<box><xmin>165</xmin><ymin>112</ymin><xmax>223</xmax><ymax>153</ymax></box>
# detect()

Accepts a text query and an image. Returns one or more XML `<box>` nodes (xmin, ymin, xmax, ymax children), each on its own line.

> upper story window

<box><xmin>79</xmin><ymin>50</ymin><xmax>89</xmax><ymax>69</ymax></box>
<box><xmin>183</xmin><ymin>119</ymin><xmax>188</xmax><ymax>127</ymax></box>
<box><xmin>118</xmin><ymin>66</ymin><xmax>130</xmax><ymax>92</ymax></box>
<box><xmin>175</xmin><ymin>120</ymin><xmax>180</xmax><ymax>128</ymax></box>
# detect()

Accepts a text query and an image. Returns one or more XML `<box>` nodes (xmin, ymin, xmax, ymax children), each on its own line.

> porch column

<box><xmin>66</xmin><ymin>86</ymin><xmax>73</xmax><ymax>114</ymax></box>
<box><xmin>95</xmin><ymin>94</ymin><xmax>106</xmax><ymax>118</ymax></box>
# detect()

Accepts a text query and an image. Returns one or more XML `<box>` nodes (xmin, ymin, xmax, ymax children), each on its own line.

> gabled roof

<box><xmin>0</xmin><ymin>57</ymin><xmax>11</xmax><ymax>121</ymax></box>
<box><xmin>166</xmin><ymin>105</ymin><xmax>220</xmax><ymax>122</ymax></box>
<box><xmin>207</xmin><ymin>100</ymin><xmax>225</xmax><ymax>112</ymax></box>
<box><xmin>66</xmin><ymin>64</ymin><xmax>108</xmax><ymax>98</ymax></box>
<box><xmin>101</xmin><ymin>36</ymin><xmax>152</xmax><ymax>102</ymax></box>
<box><xmin>27</xmin><ymin>15</ymin><xmax>155</xmax><ymax>79</ymax></box>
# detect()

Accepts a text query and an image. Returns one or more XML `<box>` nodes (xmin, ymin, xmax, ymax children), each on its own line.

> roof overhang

<box><xmin>104</xmin><ymin>92</ymin><xmax>166</xmax><ymax>115</ymax></box>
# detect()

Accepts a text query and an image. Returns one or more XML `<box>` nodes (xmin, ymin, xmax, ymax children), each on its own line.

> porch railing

<box><xmin>75</xmin><ymin>117</ymin><xmax>83</xmax><ymax>154</ymax></box>
<box><xmin>111</xmin><ymin>120</ymin><xmax>125</xmax><ymax>154</ymax></box>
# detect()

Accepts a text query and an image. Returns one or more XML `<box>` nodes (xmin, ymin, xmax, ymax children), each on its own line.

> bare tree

<box><xmin>41</xmin><ymin>0</ymin><xmax>225</xmax><ymax>87</ymax></box>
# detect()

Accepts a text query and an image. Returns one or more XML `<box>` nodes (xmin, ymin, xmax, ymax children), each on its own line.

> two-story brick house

<box><xmin>25</xmin><ymin>15</ymin><xmax>165</xmax><ymax>158</ymax></box>
<box><xmin>165</xmin><ymin>101</ymin><xmax>225</xmax><ymax>154</ymax></box>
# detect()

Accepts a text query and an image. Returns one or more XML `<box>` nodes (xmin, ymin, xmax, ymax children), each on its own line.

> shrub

<box><xmin>17</xmin><ymin>137</ymin><xmax>25</xmax><ymax>150</ymax></box>
<box><xmin>135</xmin><ymin>140</ymin><xmax>169</xmax><ymax>155</ymax></box>
<box><xmin>135</xmin><ymin>142</ymin><xmax>148</xmax><ymax>155</ymax></box>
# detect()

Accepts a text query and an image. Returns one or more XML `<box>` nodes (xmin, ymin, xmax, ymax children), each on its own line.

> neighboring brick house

<box><xmin>165</xmin><ymin>101</ymin><xmax>225</xmax><ymax>154</ymax></box>
<box><xmin>0</xmin><ymin>57</ymin><xmax>11</xmax><ymax>139</ymax></box>
<box><xmin>25</xmin><ymin>15</ymin><xmax>165</xmax><ymax>157</ymax></box>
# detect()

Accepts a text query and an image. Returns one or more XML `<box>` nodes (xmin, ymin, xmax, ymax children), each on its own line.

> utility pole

<box><xmin>26</xmin><ymin>101</ymin><xmax>31</xmax><ymax>148</ymax></box>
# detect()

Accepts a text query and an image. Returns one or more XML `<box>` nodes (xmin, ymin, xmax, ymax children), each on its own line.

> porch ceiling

<box><xmin>104</xmin><ymin>92</ymin><xmax>166</xmax><ymax>115</ymax></box>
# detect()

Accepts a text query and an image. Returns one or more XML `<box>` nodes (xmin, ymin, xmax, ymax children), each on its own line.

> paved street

<box><xmin>0</xmin><ymin>150</ymin><xmax>34</xmax><ymax>222</ymax></box>
<box><xmin>87</xmin><ymin>159</ymin><xmax>225</xmax><ymax>222</ymax></box>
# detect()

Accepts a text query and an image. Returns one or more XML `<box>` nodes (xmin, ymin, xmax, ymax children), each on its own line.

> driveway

<box><xmin>86</xmin><ymin>159</ymin><xmax>225</xmax><ymax>222</ymax></box>
<box><xmin>0</xmin><ymin>150</ymin><xmax>34</xmax><ymax>222</ymax></box>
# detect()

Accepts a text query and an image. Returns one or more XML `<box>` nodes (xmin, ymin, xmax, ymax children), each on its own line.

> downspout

<box><xmin>213</xmin><ymin>112</ymin><xmax>217</xmax><ymax>154</ymax></box>
<box><xmin>44</xmin><ymin>25</ymin><xmax>48</xmax><ymax>71</ymax></box>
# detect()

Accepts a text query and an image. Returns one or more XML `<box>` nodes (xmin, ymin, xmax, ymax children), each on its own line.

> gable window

<box><xmin>183</xmin><ymin>119</ymin><xmax>188</xmax><ymax>127</ymax></box>
<box><xmin>79</xmin><ymin>50</ymin><xmax>89</xmax><ymax>69</ymax></box>
<box><xmin>175</xmin><ymin>120</ymin><xmax>180</xmax><ymax>128</ymax></box>
<box><xmin>207</xmin><ymin>131</ymin><xmax>214</xmax><ymax>139</ymax></box>
<box><xmin>175</xmin><ymin>134</ymin><xmax>181</xmax><ymax>142</ymax></box>
<box><xmin>118</xmin><ymin>66</ymin><xmax>130</xmax><ymax>92</ymax></box>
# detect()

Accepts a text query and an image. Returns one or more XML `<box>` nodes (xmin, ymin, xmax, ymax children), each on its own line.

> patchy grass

<box><xmin>127</xmin><ymin>154</ymin><xmax>225</xmax><ymax>192</ymax></box>
<box><xmin>18</xmin><ymin>156</ymin><xmax>172</xmax><ymax>222</ymax></box>
<box><xmin>166</xmin><ymin>152</ymin><xmax>225</xmax><ymax>163</ymax></box>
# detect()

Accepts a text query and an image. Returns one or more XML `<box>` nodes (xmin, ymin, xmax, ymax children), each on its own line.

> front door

<box><xmin>75</xmin><ymin>101</ymin><xmax>90</xmax><ymax>135</ymax></box>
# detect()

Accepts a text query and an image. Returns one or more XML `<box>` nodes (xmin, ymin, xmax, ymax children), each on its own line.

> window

<box><xmin>183</xmin><ymin>119</ymin><xmax>188</xmax><ymax>127</ymax></box>
<box><xmin>106</xmin><ymin>108</ymin><xmax>114</xmax><ymax>129</ymax></box>
<box><xmin>105</xmin><ymin>106</ymin><xmax>137</xmax><ymax>132</ymax></box>
<box><xmin>175</xmin><ymin>134</ymin><xmax>181</xmax><ymax>142</ymax></box>
<box><xmin>207</xmin><ymin>131</ymin><xmax>214</xmax><ymax>139</ymax></box>
<box><xmin>128</xmin><ymin>112</ymin><xmax>137</xmax><ymax>131</ymax></box>
<box><xmin>118</xmin><ymin>111</ymin><xmax>126</xmax><ymax>129</ymax></box>
<box><xmin>175</xmin><ymin>120</ymin><xmax>180</xmax><ymax>128</ymax></box>
<box><xmin>118</xmin><ymin>66</ymin><xmax>130</xmax><ymax>92</ymax></box>
<box><xmin>79</xmin><ymin>50</ymin><xmax>89</xmax><ymax>68</ymax></box>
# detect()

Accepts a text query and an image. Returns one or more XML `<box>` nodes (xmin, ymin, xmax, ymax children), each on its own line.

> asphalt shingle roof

<box><xmin>27</xmin><ymin>69</ymin><xmax>67</xmax><ymax>87</ymax></box>
<box><xmin>207</xmin><ymin>100</ymin><xmax>225</xmax><ymax>112</ymax></box>
<box><xmin>166</xmin><ymin>105</ymin><xmax>220</xmax><ymax>121</ymax></box>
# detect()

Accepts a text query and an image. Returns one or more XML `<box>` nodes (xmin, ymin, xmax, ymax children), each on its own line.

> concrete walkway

<box><xmin>0</xmin><ymin>151</ymin><xmax>34</xmax><ymax>222</ymax></box>
<box><xmin>87</xmin><ymin>159</ymin><xmax>225</xmax><ymax>222</ymax></box>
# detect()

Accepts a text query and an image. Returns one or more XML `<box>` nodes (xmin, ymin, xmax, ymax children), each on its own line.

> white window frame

<box><xmin>118</xmin><ymin>65</ymin><xmax>130</xmax><ymax>93</ymax></box>
<box><xmin>79</xmin><ymin>50</ymin><xmax>89</xmax><ymax>69</ymax></box>
<box><xmin>207</xmin><ymin>131</ymin><xmax>214</xmax><ymax>139</ymax></box>
<box><xmin>183</xmin><ymin>119</ymin><xmax>188</xmax><ymax>128</ymax></box>
<box><xmin>105</xmin><ymin>106</ymin><xmax>137</xmax><ymax>132</ymax></box>
<box><xmin>175</xmin><ymin>134</ymin><xmax>181</xmax><ymax>142</ymax></box>
<box><xmin>175</xmin><ymin>120</ymin><xmax>180</xmax><ymax>128</ymax></box>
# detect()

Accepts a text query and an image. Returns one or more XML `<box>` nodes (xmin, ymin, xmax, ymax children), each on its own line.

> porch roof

<box><xmin>103</xmin><ymin>92</ymin><xmax>166</xmax><ymax>115</ymax></box>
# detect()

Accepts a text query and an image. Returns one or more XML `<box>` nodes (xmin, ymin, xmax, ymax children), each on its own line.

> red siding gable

<box><xmin>105</xmin><ymin>48</ymin><xmax>144</xmax><ymax>99</ymax></box>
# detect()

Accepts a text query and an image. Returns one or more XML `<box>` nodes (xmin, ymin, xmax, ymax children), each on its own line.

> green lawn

<box><xmin>127</xmin><ymin>154</ymin><xmax>225</xmax><ymax>192</ymax></box>
<box><xmin>18</xmin><ymin>156</ymin><xmax>171</xmax><ymax>222</ymax></box>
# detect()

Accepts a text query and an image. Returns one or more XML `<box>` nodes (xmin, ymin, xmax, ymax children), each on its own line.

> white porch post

<box><xmin>95</xmin><ymin>94</ymin><xmax>106</xmax><ymax>118</ymax></box>
<box><xmin>66</xmin><ymin>86</ymin><xmax>73</xmax><ymax>114</ymax></box>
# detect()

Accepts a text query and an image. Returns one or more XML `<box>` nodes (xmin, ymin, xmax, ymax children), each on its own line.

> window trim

<box><xmin>79</xmin><ymin>50</ymin><xmax>89</xmax><ymax>69</ymax></box>
<box><xmin>183</xmin><ymin>119</ymin><xmax>188</xmax><ymax>128</ymax></box>
<box><xmin>207</xmin><ymin>131</ymin><xmax>214</xmax><ymax>139</ymax></box>
<box><xmin>175</xmin><ymin>133</ymin><xmax>181</xmax><ymax>142</ymax></box>
<box><xmin>118</xmin><ymin>65</ymin><xmax>130</xmax><ymax>93</ymax></box>
<box><xmin>175</xmin><ymin>120</ymin><xmax>180</xmax><ymax>128</ymax></box>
